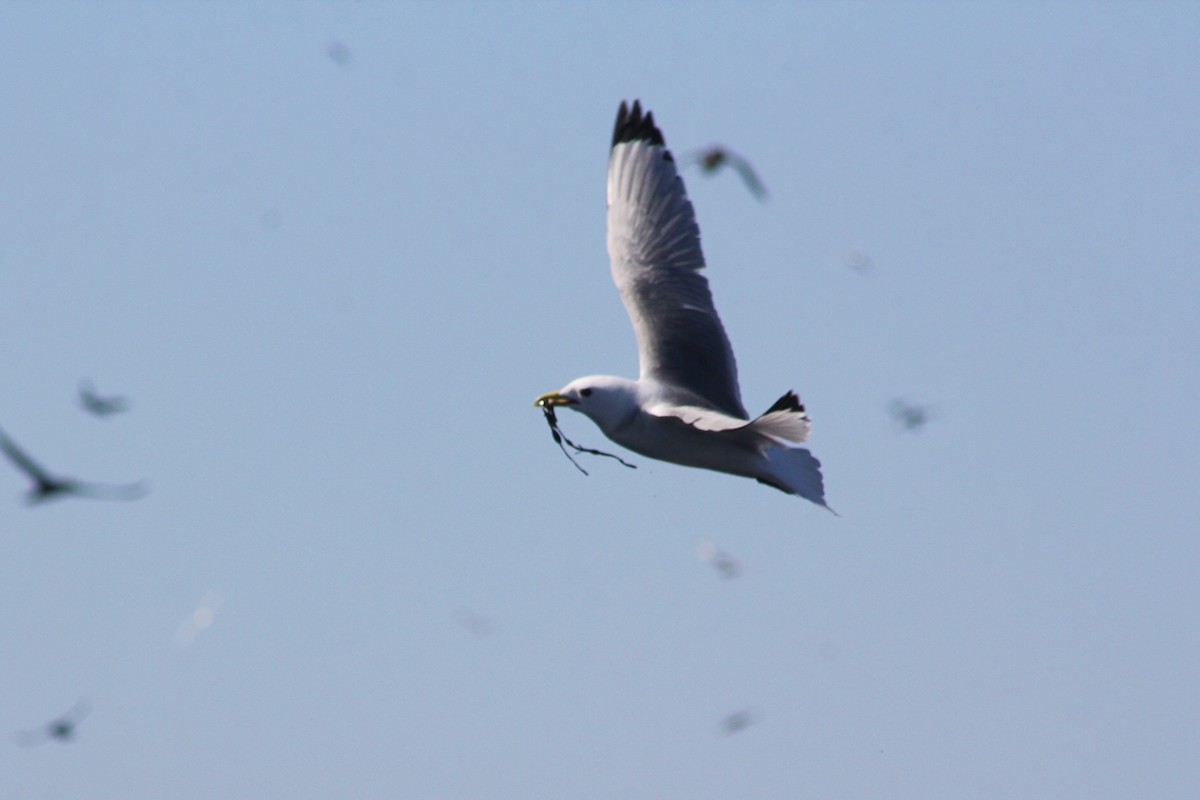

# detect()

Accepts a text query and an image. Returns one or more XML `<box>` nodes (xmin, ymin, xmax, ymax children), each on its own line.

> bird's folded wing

<box><xmin>648</xmin><ymin>404</ymin><xmax>749</xmax><ymax>432</ymax></box>
<box><xmin>650</xmin><ymin>394</ymin><xmax>811</xmax><ymax>445</ymax></box>
<box><xmin>607</xmin><ymin>101</ymin><xmax>748</xmax><ymax>420</ymax></box>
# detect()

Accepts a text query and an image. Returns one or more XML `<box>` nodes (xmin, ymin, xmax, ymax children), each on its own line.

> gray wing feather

<box><xmin>606</xmin><ymin>102</ymin><xmax>747</xmax><ymax>418</ymax></box>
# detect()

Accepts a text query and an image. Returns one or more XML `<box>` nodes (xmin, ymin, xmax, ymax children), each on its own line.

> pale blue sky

<box><xmin>2</xmin><ymin>3</ymin><xmax>1198</xmax><ymax>798</ymax></box>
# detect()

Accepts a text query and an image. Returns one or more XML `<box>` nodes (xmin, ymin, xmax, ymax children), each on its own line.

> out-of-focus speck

<box><xmin>455</xmin><ymin>607</ymin><xmax>492</xmax><ymax>637</ymax></box>
<box><xmin>720</xmin><ymin>709</ymin><xmax>757</xmax><ymax>736</ymax></box>
<box><xmin>890</xmin><ymin>399</ymin><xmax>934</xmax><ymax>432</ymax></box>
<box><xmin>174</xmin><ymin>590</ymin><xmax>225</xmax><ymax>649</ymax></box>
<box><xmin>0</xmin><ymin>426</ymin><xmax>147</xmax><ymax>504</ymax></box>
<box><xmin>78</xmin><ymin>379</ymin><xmax>130</xmax><ymax>417</ymax></box>
<box><xmin>680</xmin><ymin>145</ymin><xmax>768</xmax><ymax>201</ymax></box>
<box><xmin>696</xmin><ymin>540</ymin><xmax>740</xmax><ymax>579</ymax></box>
<box><xmin>260</xmin><ymin>208</ymin><xmax>282</xmax><ymax>231</ymax></box>
<box><xmin>16</xmin><ymin>700</ymin><xmax>90</xmax><ymax>747</ymax></box>
<box><xmin>842</xmin><ymin>248</ymin><xmax>873</xmax><ymax>274</ymax></box>
<box><xmin>327</xmin><ymin>40</ymin><xmax>352</xmax><ymax>66</ymax></box>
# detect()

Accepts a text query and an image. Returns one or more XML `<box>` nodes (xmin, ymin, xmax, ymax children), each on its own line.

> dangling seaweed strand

<box><xmin>541</xmin><ymin>405</ymin><xmax>637</xmax><ymax>476</ymax></box>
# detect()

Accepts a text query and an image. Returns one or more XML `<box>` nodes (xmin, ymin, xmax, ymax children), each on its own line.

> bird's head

<box><xmin>535</xmin><ymin>376</ymin><xmax>640</xmax><ymax>434</ymax></box>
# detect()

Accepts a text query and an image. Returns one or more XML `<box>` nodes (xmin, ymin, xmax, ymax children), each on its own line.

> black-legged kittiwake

<box><xmin>536</xmin><ymin>101</ymin><xmax>831</xmax><ymax>511</ymax></box>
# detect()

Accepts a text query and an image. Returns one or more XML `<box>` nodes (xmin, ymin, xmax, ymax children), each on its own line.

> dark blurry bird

<box><xmin>454</xmin><ymin>607</ymin><xmax>492</xmax><ymax>638</ymax></box>
<box><xmin>682</xmin><ymin>146</ymin><xmax>768</xmax><ymax>201</ymax></box>
<box><xmin>696</xmin><ymin>541</ymin><xmax>741</xmax><ymax>579</ymax></box>
<box><xmin>16</xmin><ymin>700</ymin><xmax>90</xmax><ymax>747</ymax></box>
<box><xmin>720</xmin><ymin>709</ymin><xmax>757</xmax><ymax>736</ymax></box>
<box><xmin>842</xmin><ymin>248</ymin><xmax>874</xmax><ymax>275</ymax></box>
<box><xmin>889</xmin><ymin>399</ymin><xmax>933</xmax><ymax>432</ymax></box>
<box><xmin>78</xmin><ymin>379</ymin><xmax>130</xmax><ymax>417</ymax></box>
<box><xmin>327</xmin><ymin>40</ymin><xmax>352</xmax><ymax>65</ymax></box>
<box><xmin>0</xmin><ymin>427</ymin><xmax>147</xmax><ymax>504</ymax></box>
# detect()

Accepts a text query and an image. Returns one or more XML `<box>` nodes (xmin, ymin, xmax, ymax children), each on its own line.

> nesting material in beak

<box><xmin>535</xmin><ymin>398</ymin><xmax>635</xmax><ymax>476</ymax></box>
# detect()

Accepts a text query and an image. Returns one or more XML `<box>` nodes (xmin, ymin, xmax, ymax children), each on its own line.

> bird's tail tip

<box><xmin>759</xmin><ymin>445</ymin><xmax>832</xmax><ymax>512</ymax></box>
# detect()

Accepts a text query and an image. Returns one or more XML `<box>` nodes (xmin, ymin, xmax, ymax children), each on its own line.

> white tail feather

<box><xmin>749</xmin><ymin>408</ymin><xmax>812</xmax><ymax>444</ymax></box>
<box><xmin>747</xmin><ymin>391</ymin><xmax>811</xmax><ymax>444</ymax></box>
<box><xmin>758</xmin><ymin>445</ymin><xmax>834</xmax><ymax>512</ymax></box>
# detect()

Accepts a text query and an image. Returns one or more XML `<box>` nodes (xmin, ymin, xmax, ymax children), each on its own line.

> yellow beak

<box><xmin>534</xmin><ymin>391</ymin><xmax>575</xmax><ymax>408</ymax></box>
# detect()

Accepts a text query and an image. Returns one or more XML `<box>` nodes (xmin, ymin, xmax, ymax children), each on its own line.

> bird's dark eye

<box><xmin>580</xmin><ymin>388</ymin><xmax>593</xmax><ymax>397</ymax></box>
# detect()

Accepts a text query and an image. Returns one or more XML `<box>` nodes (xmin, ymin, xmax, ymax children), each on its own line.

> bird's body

<box><xmin>537</xmin><ymin>101</ymin><xmax>829</xmax><ymax>510</ymax></box>
<box><xmin>580</xmin><ymin>380</ymin><xmax>756</xmax><ymax>472</ymax></box>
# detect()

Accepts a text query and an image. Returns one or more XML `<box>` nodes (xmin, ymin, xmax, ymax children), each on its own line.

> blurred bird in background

<box><xmin>889</xmin><ymin>399</ymin><xmax>934</xmax><ymax>432</ymax></box>
<box><xmin>0</xmin><ymin>427</ymin><xmax>147</xmax><ymax>504</ymax></box>
<box><xmin>696</xmin><ymin>540</ymin><xmax>741</xmax><ymax>579</ymax></box>
<box><xmin>16</xmin><ymin>700</ymin><xmax>91</xmax><ymax>746</ymax></box>
<box><xmin>78</xmin><ymin>379</ymin><xmax>130</xmax><ymax>417</ymax></box>
<box><xmin>681</xmin><ymin>145</ymin><xmax>768</xmax><ymax>201</ymax></box>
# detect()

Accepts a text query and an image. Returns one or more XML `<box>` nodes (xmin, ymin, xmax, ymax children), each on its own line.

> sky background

<box><xmin>2</xmin><ymin>2</ymin><xmax>1198</xmax><ymax>798</ymax></box>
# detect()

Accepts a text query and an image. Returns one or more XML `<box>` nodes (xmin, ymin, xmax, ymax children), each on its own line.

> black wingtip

<box><xmin>765</xmin><ymin>390</ymin><xmax>805</xmax><ymax>415</ymax></box>
<box><xmin>612</xmin><ymin>100</ymin><xmax>671</xmax><ymax>159</ymax></box>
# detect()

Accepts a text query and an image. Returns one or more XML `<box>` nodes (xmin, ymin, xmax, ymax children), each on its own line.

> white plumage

<box><xmin>537</xmin><ymin>101</ymin><xmax>830</xmax><ymax>511</ymax></box>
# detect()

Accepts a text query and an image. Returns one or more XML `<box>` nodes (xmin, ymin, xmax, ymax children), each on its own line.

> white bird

<box><xmin>173</xmin><ymin>589</ymin><xmax>225</xmax><ymax>648</ymax></box>
<box><xmin>536</xmin><ymin>101</ymin><xmax>830</xmax><ymax>510</ymax></box>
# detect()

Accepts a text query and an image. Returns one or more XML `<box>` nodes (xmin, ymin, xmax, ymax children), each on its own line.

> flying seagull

<box><xmin>0</xmin><ymin>427</ymin><xmax>146</xmax><ymax>504</ymax></box>
<box><xmin>79</xmin><ymin>379</ymin><xmax>130</xmax><ymax>417</ymax></box>
<box><xmin>15</xmin><ymin>700</ymin><xmax>90</xmax><ymax>747</ymax></box>
<box><xmin>536</xmin><ymin>101</ymin><xmax>830</xmax><ymax>510</ymax></box>
<box><xmin>681</xmin><ymin>145</ymin><xmax>768</xmax><ymax>201</ymax></box>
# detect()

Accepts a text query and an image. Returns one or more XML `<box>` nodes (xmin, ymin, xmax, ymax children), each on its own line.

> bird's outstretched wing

<box><xmin>15</xmin><ymin>728</ymin><xmax>50</xmax><ymax>747</ymax></box>
<box><xmin>0</xmin><ymin>427</ymin><xmax>56</xmax><ymax>484</ymax></box>
<box><xmin>72</xmin><ymin>480</ymin><xmax>148</xmax><ymax>501</ymax></box>
<box><xmin>63</xmin><ymin>699</ymin><xmax>90</xmax><ymax>721</ymax></box>
<box><xmin>724</xmin><ymin>151</ymin><xmax>768</xmax><ymax>201</ymax></box>
<box><xmin>681</xmin><ymin>146</ymin><xmax>769</xmax><ymax>201</ymax></box>
<box><xmin>607</xmin><ymin>101</ymin><xmax>747</xmax><ymax>419</ymax></box>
